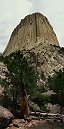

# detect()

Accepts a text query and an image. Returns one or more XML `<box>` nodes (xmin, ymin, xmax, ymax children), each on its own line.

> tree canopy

<box><xmin>48</xmin><ymin>68</ymin><xmax>64</xmax><ymax>106</ymax></box>
<box><xmin>1</xmin><ymin>51</ymin><xmax>37</xmax><ymax>102</ymax></box>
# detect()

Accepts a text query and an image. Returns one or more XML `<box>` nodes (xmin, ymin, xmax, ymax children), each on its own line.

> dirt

<box><xmin>6</xmin><ymin>119</ymin><xmax>64</xmax><ymax>129</ymax></box>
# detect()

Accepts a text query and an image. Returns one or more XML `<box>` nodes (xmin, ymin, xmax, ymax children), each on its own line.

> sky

<box><xmin>0</xmin><ymin>0</ymin><xmax>64</xmax><ymax>53</ymax></box>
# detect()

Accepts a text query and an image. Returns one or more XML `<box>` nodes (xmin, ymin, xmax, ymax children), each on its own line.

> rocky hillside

<box><xmin>21</xmin><ymin>44</ymin><xmax>64</xmax><ymax>86</ymax></box>
<box><xmin>3</xmin><ymin>13</ymin><xmax>64</xmax><ymax>84</ymax></box>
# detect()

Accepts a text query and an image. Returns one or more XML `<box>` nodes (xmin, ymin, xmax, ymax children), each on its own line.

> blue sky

<box><xmin>0</xmin><ymin>0</ymin><xmax>64</xmax><ymax>52</ymax></box>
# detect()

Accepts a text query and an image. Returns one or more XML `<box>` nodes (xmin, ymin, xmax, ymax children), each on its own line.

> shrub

<box><xmin>32</xmin><ymin>94</ymin><xmax>51</xmax><ymax>110</ymax></box>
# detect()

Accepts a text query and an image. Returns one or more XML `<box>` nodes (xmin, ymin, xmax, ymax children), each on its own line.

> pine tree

<box><xmin>1</xmin><ymin>51</ymin><xmax>37</xmax><ymax>103</ymax></box>
<box><xmin>48</xmin><ymin>68</ymin><xmax>64</xmax><ymax>106</ymax></box>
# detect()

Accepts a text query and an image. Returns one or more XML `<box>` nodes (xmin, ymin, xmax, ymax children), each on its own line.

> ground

<box><xmin>6</xmin><ymin>119</ymin><xmax>64</xmax><ymax>129</ymax></box>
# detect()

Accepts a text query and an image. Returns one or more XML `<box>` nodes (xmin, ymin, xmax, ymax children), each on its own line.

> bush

<box><xmin>48</xmin><ymin>68</ymin><xmax>64</xmax><ymax>106</ymax></box>
<box><xmin>32</xmin><ymin>94</ymin><xmax>51</xmax><ymax>110</ymax></box>
<box><xmin>0</xmin><ymin>51</ymin><xmax>38</xmax><ymax>102</ymax></box>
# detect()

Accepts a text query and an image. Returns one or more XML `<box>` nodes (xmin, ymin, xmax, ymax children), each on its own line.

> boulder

<box><xmin>29</xmin><ymin>101</ymin><xmax>40</xmax><ymax>112</ymax></box>
<box><xmin>0</xmin><ymin>95</ymin><xmax>21</xmax><ymax>117</ymax></box>
<box><xmin>0</xmin><ymin>105</ymin><xmax>13</xmax><ymax>128</ymax></box>
<box><xmin>45</xmin><ymin>103</ymin><xmax>61</xmax><ymax>113</ymax></box>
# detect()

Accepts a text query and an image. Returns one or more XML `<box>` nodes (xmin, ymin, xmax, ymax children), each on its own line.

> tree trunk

<box><xmin>20</xmin><ymin>88</ymin><xmax>29</xmax><ymax>120</ymax></box>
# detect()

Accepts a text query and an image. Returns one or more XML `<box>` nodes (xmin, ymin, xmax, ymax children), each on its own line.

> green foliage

<box><xmin>48</xmin><ymin>68</ymin><xmax>64</xmax><ymax>106</ymax></box>
<box><xmin>1</xmin><ymin>51</ymin><xmax>37</xmax><ymax>101</ymax></box>
<box><xmin>0</xmin><ymin>55</ymin><xmax>4</xmax><ymax>62</ymax></box>
<box><xmin>58</xmin><ymin>124</ymin><xmax>64</xmax><ymax>129</ymax></box>
<box><xmin>32</xmin><ymin>94</ymin><xmax>50</xmax><ymax>110</ymax></box>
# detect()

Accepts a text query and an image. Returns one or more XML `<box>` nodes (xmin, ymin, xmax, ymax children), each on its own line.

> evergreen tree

<box><xmin>1</xmin><ymin>51</ymin><xmax>37</xmax><ymax>102</ymax></box>
<box><xmin>48</xmin><ymin>68</ymin><xmax>64</xmax><ymax>106</ymax></box>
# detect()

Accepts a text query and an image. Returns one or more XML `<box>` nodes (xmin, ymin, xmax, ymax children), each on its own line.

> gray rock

<box><xmin>12</xmin><ymin>119</ymin><xmax>25</xmax><ymax>127</ymax></box>
<box><xmin>29</xmin><ymin>101</ymin><xmax>40</xmax><ymax>112</ymax></box>
<box><xmin>0</xmin><ymin>105</ymin><xmax>13</xmax><ymax>128</ymax></box>
<box><xmin>45</xmin><ymin>103</ymin><xmax>61</xmax><ymax>114</ymax></box>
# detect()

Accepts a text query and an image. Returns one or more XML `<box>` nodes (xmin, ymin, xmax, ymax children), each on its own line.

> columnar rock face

<box><xmin>4</xmin><ymin>13</ymin><xmax>59</xmax><ymax>56</ymax></box>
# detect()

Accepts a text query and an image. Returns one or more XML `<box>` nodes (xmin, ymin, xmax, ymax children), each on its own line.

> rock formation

<box><xmin>3</xmin><ymin>13</ymin><xmax>59</xmax><ymax>56</ymax></box>
<box><xmin>3</xmin><ymin>13</ymin><xmax>64</xmax><ymax>85</ymax></box>
<box><xmin>0</xmin><ymin>105</ymin><xmax>13</xmax><ymax>128</ymax></box>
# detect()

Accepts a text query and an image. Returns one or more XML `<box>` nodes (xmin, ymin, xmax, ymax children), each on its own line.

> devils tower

<box><xmin>4</xmin><ymin>13</ymin><xmax>59</xmax><ymax>56</ymax></box>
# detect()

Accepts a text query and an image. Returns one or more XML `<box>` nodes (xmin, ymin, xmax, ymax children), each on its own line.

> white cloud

<box><xmin>0</xmin><ymin>0</ymin><xmax>64</xmax><ymax>52</ymax></box>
